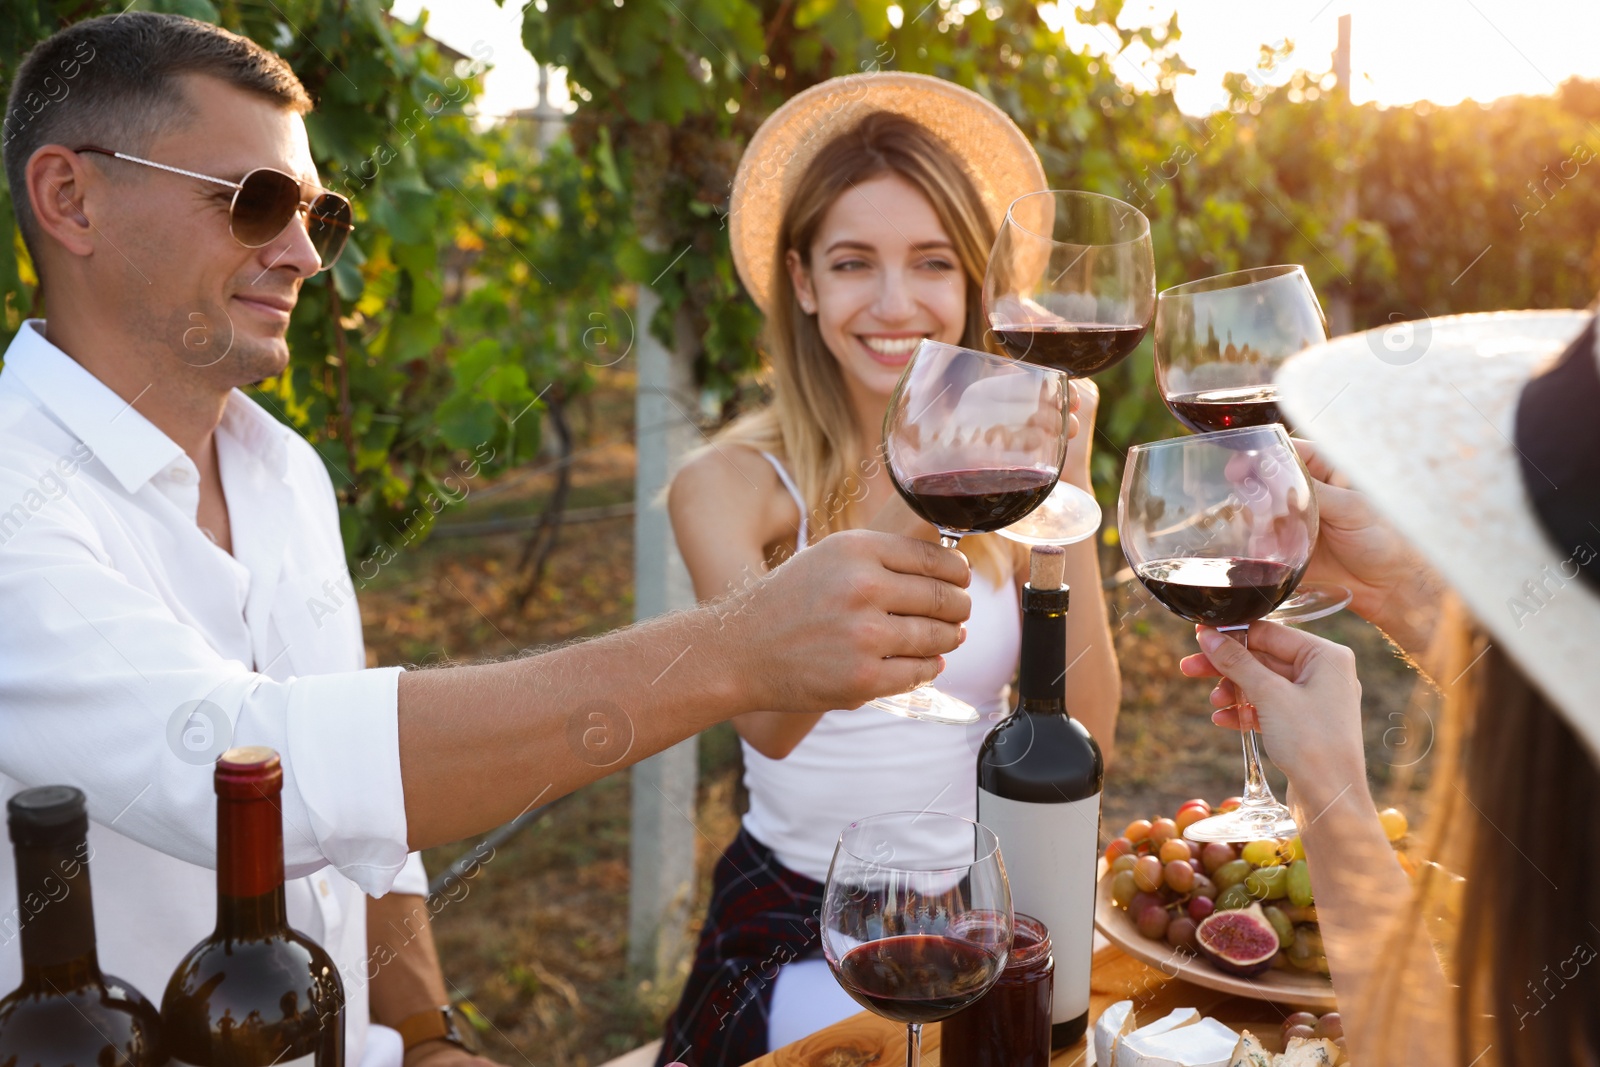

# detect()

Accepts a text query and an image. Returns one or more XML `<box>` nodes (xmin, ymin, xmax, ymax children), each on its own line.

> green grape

<box><xmin>1111</xmin><ymin>870</ymin><xmax>1138</xmax><ymax>908</ymax></box>
<box><xmin>1212</xmin><ymin>858</ymin><xmax>1252</xmax><ymax>892</ymax></box>
<box><xmin>1287</xmin><ymin>859</ymin><xmax>1314</xmax><ymax>907</ymax></box>
<box><xmin>1111</xmin><ymin>854</ymin><xmax>1139</xmax><ymax>876</ymax></box>
<box><xmin>1263</xmin><ymin>905</ymin><xmax>1295</xmax><ymax>948</ymax></box>
<box><xmin>1245</xmin><ymin>865</ymin><xmax>1289</xmax><ymax>900</ymax></box>
<box><xmin>1216</xmin><ymin>884</ymin><xmax>1252</xmax><ymax>911</ymax></box>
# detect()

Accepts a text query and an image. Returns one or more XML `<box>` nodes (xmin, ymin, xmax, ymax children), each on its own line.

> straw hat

<box><xmin>728</xmin><ymin>71</ymin><xmax>1048</xmax><ymax>313</ymax></box>
<box><xmin>1277</xmin><ymin>309</ymin><xmax>1600</xmax><ymax>759</ymax></box>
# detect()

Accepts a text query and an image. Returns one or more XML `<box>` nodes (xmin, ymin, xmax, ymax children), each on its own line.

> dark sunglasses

<box><xmin>74</xmin><ymin>145</ymin><xmax>354</xmax><ymax>271</ymax></box>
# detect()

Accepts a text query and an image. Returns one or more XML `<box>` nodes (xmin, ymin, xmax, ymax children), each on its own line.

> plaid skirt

<box><xmin>654</xmin><ymin>827</ymin><xmax>826</xmax><ymax>1067</ymax></box>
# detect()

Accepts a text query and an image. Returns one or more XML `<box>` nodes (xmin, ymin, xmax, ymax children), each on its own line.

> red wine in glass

<box><xmin>1119</xmin><ymin>426</ymin><xmax>1317</xmax><ymax>843</ymax></box>
<box><xmin>894</xmin><ymin>468</ymin><xmax>1058</xmax><ymax>533</ymax></box>
<box><xmin>836</xmin><ymin>935</ymin><xmax>1005</xmax><ymax>1025</ymax></box>
<box><xmin>991</xmin><ymin>322</ymin><xmax>1149</xmax><ymax>376</ymax></box>
<box><xmin>1133</xmin><ymin>556</ymin><xmax>1304</xmax><ymax>627</ymax></box>
<box><xmin>1164</xmin><ymin>385</ymin><xmax>1289</xmax><ymax>435</ymax></box>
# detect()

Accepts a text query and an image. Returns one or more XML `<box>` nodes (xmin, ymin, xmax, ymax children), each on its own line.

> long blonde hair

<box><xmin>719</xmin><ymin>110</ymin><xmax>1015</xmax><ymax>583</ymax></box>
<box><xmin>1369</xmin><ymin>595</ymin><xmax>1600</xmax><ymax>1062</ymax></box>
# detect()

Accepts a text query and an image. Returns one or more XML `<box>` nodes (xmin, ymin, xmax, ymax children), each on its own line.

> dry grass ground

<box><xmin>358</xmin><ymin>375</ymin><xmax>1439</xmax><ymax>1065</ymax></box>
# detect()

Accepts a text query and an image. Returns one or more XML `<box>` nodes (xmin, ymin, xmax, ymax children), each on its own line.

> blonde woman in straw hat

<box><xmin>1178</xmin><ymin>307</ymin><xmax>1600</xmax><ymax>1064</ymax></box>
<box><xmin>655</xmin><ymin>74</ymin><xmax>1120</xmax><ymax>1063</ymax></box>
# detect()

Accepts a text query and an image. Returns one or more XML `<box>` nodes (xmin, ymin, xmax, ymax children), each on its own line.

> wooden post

<box><xmin>627</xmin><ymin>281</ymin><xmax>700</xmax><ymax>980</ymax></box>
<box><xmin>1327</xmin><ymin>14</ymin><xmax>1356</xmax><ymax>336</ymax></box>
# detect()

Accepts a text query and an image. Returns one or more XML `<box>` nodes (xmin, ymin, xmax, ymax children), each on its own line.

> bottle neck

<box><xmin>216</xmin><ymin>793</ymin><xmax>288</xmax><ymax>939</ymax></box>
<box><xmin>1017</xmin><ymin>583</ymin><xmax>1070</xmax><ymax>713</ymax></box>
<box><xmin>14</xmin><ymin>838</ymin><xmax>102</xmax><ymax>994</ymax></box>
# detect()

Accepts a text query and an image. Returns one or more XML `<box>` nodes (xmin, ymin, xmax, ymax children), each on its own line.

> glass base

<box><xmin>1182</xmin><ymin>800</ymin><xmax>1299</xmax><ymax>843</ymax></box>
<box><xmin>866</xmin><ymin>686</ymin><xmax>980</xmax><ymax>725</ymax></box>
<box><xmin>1265</xmin><ymin>581</ymin><xmax>1352</xmax><ymax>624</ymax></box>
<box><xmin>997</xmin><ymin>481</ymin><xmax>1102</xmax><ymax>546</ymax></box>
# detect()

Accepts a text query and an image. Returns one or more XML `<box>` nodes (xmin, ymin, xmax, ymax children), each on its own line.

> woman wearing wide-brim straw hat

<box><xmin>655</xmin><ymin>72</ymin><xmax>1121</xmax><ymax>1064</ymax></box>
<box><xmin>1180</xmin><ymin>306</ymin><xmax>1600</xmax><ymax>1065</ymax></box>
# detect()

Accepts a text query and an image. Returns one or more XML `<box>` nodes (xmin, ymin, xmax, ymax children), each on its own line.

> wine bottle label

<box><xmin>172</xmin><ymin>1056</ymin><xmax>315</xmax><ymax>1067</ymax></box>
<box><xmin>977</xmin><ymin>787</ymin><xmax>1101</xmax><ymax>1025</ymax></box>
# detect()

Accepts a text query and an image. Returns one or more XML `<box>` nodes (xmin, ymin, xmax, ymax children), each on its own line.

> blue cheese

<box><xmin>1227</xmin><ymin>1031</ymin><xmax>1274</xmax><ymax>1067</ymax></box>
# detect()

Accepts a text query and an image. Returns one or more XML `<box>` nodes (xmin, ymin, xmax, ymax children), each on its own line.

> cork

<box><xmin>1028</xmin><ymin>544</ymin><xmax>1066</xmax><ymax>590</ymax></box>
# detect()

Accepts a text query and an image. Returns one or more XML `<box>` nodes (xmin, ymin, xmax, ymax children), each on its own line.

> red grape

<box><xmin>1166</xmin><ymin>915</ymin><xmax>1198</xmax><ymax>952</ymax></box>
<box><xmin>1158</xmin><ymin>839</ymin><xmax>1192</xmax><ymax>865</ymax></box>
<box><xmin>1164</xmin><ymin>860</ymin><xmax>1195</xmax><ymax>894</ymax></box>
<box><xmin>1200</xmin><ymin>842</ymin><xmax>1236</xmax><ymax>874</ymax></box>
<box><xmin>1134</xmin><ymin>855</ymin><xmax>1164</xmax><ymax>893</ymax></box>
<box><xmin>1136</xmin><ymin>904</ymin><xmax>1170</xmax><ymax>940</ymax></box>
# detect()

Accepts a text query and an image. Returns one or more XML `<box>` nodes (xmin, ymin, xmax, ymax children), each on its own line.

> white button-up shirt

<box><xmin>0</xmin><ymin>321</ymin><xmax>425</xmax><ymax>1064</ymax></box>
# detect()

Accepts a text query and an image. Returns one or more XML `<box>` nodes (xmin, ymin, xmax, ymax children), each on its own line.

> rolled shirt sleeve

<box><xmin>390</xmin><ymin>852</ymin><xmax>430</xmax><ymax>897</ymax></box>
<box><xmin>0</xmin><ymin>498</ymin><xmax>411</xmax><ymax>896</ymax></box>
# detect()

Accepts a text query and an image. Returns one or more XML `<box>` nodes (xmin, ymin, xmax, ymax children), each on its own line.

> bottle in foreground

<box><xmin>976</xmin><ymin>545</ymin><xmax>1104</xmax><ymax>1048</ymax></box>
<box><xmin>161</xmin><ymin>746</ymin><xmax>344</xmax><ymax>1067</ymax></box>
<box><xmin>0</xmin><ymin>785</ymin><xmax>165</xmax><ymax>1067</ymax></box>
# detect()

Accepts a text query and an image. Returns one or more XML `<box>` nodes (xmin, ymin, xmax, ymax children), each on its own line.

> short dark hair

<box><xmin>3</xmin><ymin>11</ymin><xmax>312</xmax><ymax>261</ymax></box>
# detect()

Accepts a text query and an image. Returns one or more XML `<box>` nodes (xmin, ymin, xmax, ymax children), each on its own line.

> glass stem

<box><xmin>906</xmin><ymin>1022</ymin><xmax>923</xmax><ymax>1067</ymax></box>
<box><xmin>938</xmin><ymin>533</ymin><xmax>963</xmax><ymax>550</ymax></box>
<box><xmin>1220</xmin><ymin>625</ymin><xmax>1277</xmax><ymax>808</ymax></box>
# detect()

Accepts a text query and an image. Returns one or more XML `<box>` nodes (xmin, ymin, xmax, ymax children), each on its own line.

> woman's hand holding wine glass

<box><xmin>1188</xmin><ymin>622</ymin><xmax>1368</xmax><ymax>819</ymax></box>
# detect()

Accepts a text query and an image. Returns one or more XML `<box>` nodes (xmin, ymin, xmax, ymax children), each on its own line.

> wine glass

<box><xmin>822</xmin><ymin>811</ymin><xmax>1013</xmax><ymax>1067</ymax></box>
<box><xmin>1154</xmin><ymin>264</ymin><xmax>1351</xmax><ymax>623</ymax></box>
<box><xmin>983</xmin><ymin>189</ymin><xmax>1156</xmax><ymax>546</ymax></box>
<box><xmin>871</xmin><ymin>340</ymin><xmax>1072</xmax><ymax>725</ymax></box>
<box><xmin>1118</xmin><ymin>424</ymin><xmax>1316</xmax><ymax>842</ymax></box>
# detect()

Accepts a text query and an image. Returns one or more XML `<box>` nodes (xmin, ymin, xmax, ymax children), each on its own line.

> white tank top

<box><xmin>740</xmin><ymin>452</ymin><xmax>1022</xmax><ymax>882</ymax></box>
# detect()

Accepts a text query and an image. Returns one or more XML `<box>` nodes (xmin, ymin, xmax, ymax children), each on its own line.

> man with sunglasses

<box><xmin>0</xmin><ymin>13</ymin><xmax>973</xmax><ymax>1067</ymax></box>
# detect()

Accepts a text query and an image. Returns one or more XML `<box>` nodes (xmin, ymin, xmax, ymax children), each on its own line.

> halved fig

<box><xmin>1195</xmin><ymin>902</ymin><xmax>1279</xmax><ymax>978</ymax></box>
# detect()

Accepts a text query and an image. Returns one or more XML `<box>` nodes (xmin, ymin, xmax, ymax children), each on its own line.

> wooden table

<box><xmin>743</xmin><ymin>942</ymin><xmax>1298</xmax><ymax>1066</ymax></box>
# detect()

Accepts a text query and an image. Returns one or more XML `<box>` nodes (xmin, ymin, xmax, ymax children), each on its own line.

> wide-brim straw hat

<box><xmin>1277</xmin><ymin>309</ymin><xmax>1600</xmax><ymax>760</ymax></box>
<box><xmin>728</xmin><ymin>71</ymin><xmax>1048</xmax><ymax>314</ymax></box>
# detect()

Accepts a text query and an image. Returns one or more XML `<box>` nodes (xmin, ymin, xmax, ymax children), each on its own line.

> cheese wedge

<box><xmin>1227</xmin><ymin>1030</ymin><xmax>1274</xmax><ymax>1067</ymax></box>
<box><xmin>1117</xmin><ymin>1017</ymin><xmax>1241</xmax><ymax>1067</ymax></box>
<box><xmin>1093</xmin><ymin>1000</ymin><xmax>1138</xmax><ymax>1067</ymax></box>
<box><xmin>1279</xmin><ymin>1037</ymin><xmax>1340</xmax><ymax>1067</ymax></box>
<box><xmin>1116</xmin><ymin>1007</ymin><xmax>1200</xmax><ymax>1066</ymax></box>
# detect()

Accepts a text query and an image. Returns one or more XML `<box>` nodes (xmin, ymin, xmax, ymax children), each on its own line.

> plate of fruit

<box><xmin>1094</xmin><ymin>798</ymin><xmax>1414</xmax><ymax>1009</ymax></box>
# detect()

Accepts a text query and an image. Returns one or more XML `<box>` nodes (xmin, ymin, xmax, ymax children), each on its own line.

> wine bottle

<box><xmin>0</xmin><ymin>785</ymin><xmax>164</xmax><ymax>1067</ymax></box>
<box><xmin>977</xmin><ymin>545</ymin><xmax>1104</xmax><ymax>1049</ymax></box>
<box><xmin>161</xmin><ymin>746</ymin><xmax>345</xmax><ymax>1066</ymax></box>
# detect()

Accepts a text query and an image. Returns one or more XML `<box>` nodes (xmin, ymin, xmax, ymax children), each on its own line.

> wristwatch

<box><xmin>397</xmin><ymin>1005</ymin><xmax>482</xmax><ymax>1056</ymax></box>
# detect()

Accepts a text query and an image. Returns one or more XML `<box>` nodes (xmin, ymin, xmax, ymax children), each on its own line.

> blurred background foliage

<box><xmin>527</xmin><ymin>0</ymin><xmax>1600</xmax><ymax>497</ymax></box>
<box><xmin>1</xmin><ymin>0</ymin><xmax>629</xmax><ymax>565</ymax></box>
<box><xmin>6</xmin><ymin>0</ymin><xmax>1600</xmax><ymax>539</ymax></box>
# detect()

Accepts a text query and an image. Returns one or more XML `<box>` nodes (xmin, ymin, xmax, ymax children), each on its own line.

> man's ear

<box><xmin>27</xmin><ymin>146</ymin><xmax>98</xmax><ymax>260</ymax></box>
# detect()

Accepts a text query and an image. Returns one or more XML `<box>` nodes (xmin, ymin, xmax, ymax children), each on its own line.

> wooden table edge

<box><xmin>742</xmin><ymin>943</ymin><xmax>1310</xmax><ymax>1065</ymax></box>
